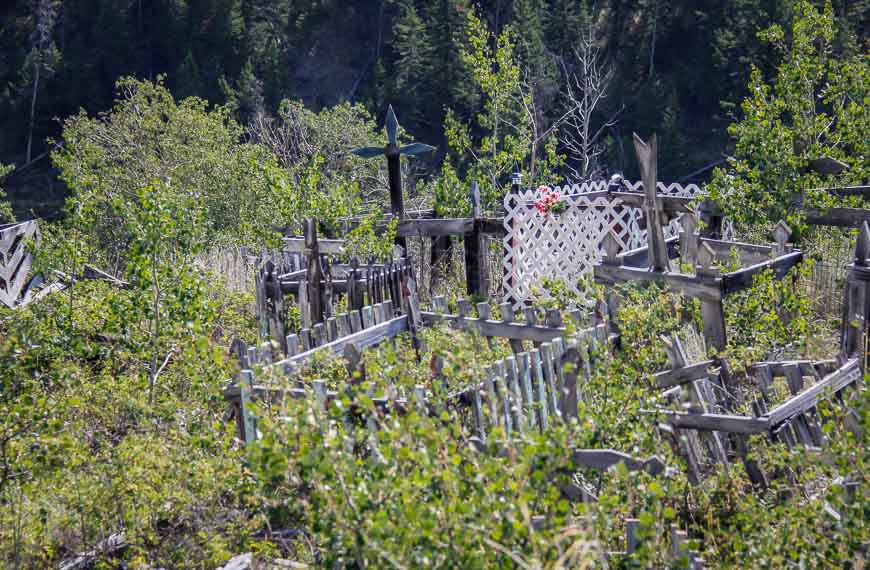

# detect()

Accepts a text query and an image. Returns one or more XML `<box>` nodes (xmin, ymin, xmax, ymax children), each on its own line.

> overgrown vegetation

<box><xmin>0</xmin><ymin>162</ymin><xmax>13</xmax><ymax>222</ymax></box>
<box><xmin>0</xmin><ymin>1</ymin><xmax>867</xmax><ymax>568</ymax></box>
<box><xmin>709</xmin><ymin>0</ymin><xmax>869</xmax><ymax>238</ymax></box>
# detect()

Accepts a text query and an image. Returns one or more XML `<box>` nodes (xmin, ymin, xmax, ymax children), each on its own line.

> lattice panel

<box><xmin>0</xmin><ymin>220</ymin><xmax>40</xmax><ymax>308</ymax></box>
<box><xmin>502</xmin><ymin>181</ymin><xmax>704</xmax><ymax>306</ymax></box>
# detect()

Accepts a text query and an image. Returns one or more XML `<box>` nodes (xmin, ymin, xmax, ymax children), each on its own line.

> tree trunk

<box><xmin>26</xmin><ymin>61</ymin><xmax>40</xmax><ymax>165</ymax></box>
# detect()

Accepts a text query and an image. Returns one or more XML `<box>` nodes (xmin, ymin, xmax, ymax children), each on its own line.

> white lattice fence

<box><xmin>0</xmin><ymin>220</ymin><xmax>41</xmax><ymax>308</ymax></box>
<box><xmin>502</xmin><ymin>181</ymin><xmax>705</xmax><ymax>306</ymax></box>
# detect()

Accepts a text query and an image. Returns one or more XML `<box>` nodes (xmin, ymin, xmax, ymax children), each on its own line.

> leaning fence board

<box><xmin>572</xmin><ymin>449</ymin><xmax>666</xmax><ymax>475</ymax></box>
<box><xmin>654</xmin><ymin>360</ymin><xmax>717</xmax><ymax>389</ymax></box>
<box><xmin>765</xmin><ymin>359</ymin><xmax>860</xmax><ymax>426</ymax></box>
<box><xmin>722</xmin><ymin>250</ymin><xmax>803</xmax><ymax>294</ymax></box>
<box><xmin>658</xmin><ymin>411</ymin><xmax>770</xmax><ymax>434</ymax></box>
<box><xmin>274</xmin><ymin>315</ymin><xmax>409</xmax><ymax>372</ymax></box>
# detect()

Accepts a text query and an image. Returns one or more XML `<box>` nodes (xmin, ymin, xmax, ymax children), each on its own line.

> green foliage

<box><xmin>724</xmin><ymin>265</ymin><xmax>815</xmax><ymax>368</ymax></box>
<box><xmin>438</xmin><ymin>8</ymin><xmax>565</xmax><ymax>215</ymax></box>
<box><xmin>52</xmin><ymin>76</ymin><xmax>288</xmax><ymax>257</ymax></box>
<box><xmin>252</xmin><ymin>395</ymin><xmax>595</xmax><ymax>568</ymax></box>
<box><xmin>0</xmin><ymin>163</ymin><xmax>13</xmax><ymax>223</ymax></box>
<box><xmin>0</xmin><ymin>275</ymin><xmax>254</xmax><ymax>567</ymax></box>
<box><xmin>255</xmin><ymin>99</ymin><xmax>387</xmax><ymax>216</ymax></box>
<box><xmin>1</xmin><ymin>147</ymin><xmax>259</xmax><ymax>566</ymax></box>
<box><xmin>344</xmin><ymin>212</ymin><xmax>398</xmax><ymax>260</ymax></box>
<box><xmin>709</xmin><ymin>0</ymin><xmax>870</xmax><ymax>236</ymax></box>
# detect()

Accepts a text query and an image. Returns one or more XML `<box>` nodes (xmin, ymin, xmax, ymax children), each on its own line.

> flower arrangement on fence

<box><xmin>533</xmin><ymin>185</ymin><xmax>568</xmax><ymax>217</ymax></box>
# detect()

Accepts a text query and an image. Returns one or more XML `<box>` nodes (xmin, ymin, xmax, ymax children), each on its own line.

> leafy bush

<box><xmin>252</xmin><ymin>394</ymin><xmax>596</xmax><ymax>568</ymax></box>
<box><xmin>52</xmin><ymin>76</ymin><xmax>289</xmax><ymax>259</ymax></box>
<box><xmin>0</xmin><ymin>162</ymin><xmax>13</xmax><ymax>223</ymax></box>
<box><xmin>708</xmin><ymin>0</ymin><xmax>869</xmax><ymax>237</ymax></box>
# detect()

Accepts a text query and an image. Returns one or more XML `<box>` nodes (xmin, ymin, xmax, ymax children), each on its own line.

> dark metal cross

<box><xmin>352</xmin><ymin>105</ymin><xmax>436</xmax><ymax>247</ymax></box>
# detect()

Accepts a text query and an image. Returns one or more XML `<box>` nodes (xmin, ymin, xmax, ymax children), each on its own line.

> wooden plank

<box><xmin>700</xmin><ymin>299</ymin><xmax>728</xmax><ymax>352</ymax></box>
<box><xmin>283</xmin><ymin>237</ymin><xmax>345</xmax><ymax>255</ymax></box>
<box><xmin>749</xmin><ymin>360</ymin><xmax>816</xmax><ymax>377</ymax></box>
<box><xmin>531</xmin><ymin>349</ymin><xmax>549</xmax><ymax>430</ymax></box>
<box><xmin>847</xmin><ymin>263</ymin><xmax>870</xmax><ymax>282</ymax></box>
<box><xmin>477</xmin><ymin>302</ymin><xmax>495</xmax><ymax>349</ymax></box>
<box><xmin>805</xmin><ymin>207</ymin><xmax>870</xmax><ymax>228</ymax></box>
<box><xmin>551</xmin><ymin>337</ymin><xmax>567</xmax><ymax>410</ymax></box>
<box><xmin>560</xmin><ymin>344</ymin><xmax>581</xmax><ymax>420</ymax></box>
<box><xmin>594</xmin><ymin>264</ymin><xmax>723</xmax><ymax>301</ymax></box>
<box><xmin>572</xmin><ymin>449</ymin><xmax>666</xmax><ymax>475</ymax></box>
<box><xmin>524</xmin><ymin>306</ymin><xmax>541</xmax><ymax>348</ymax></box>
<box><xmin>478</xmin><ymin>217</ymin><xmax>507</xmax><ymax>236</ymax></box>
<box><xmin>500</xmin><ymin>302</ymin><xmax>525</xmax><ymax>354</ymax></box>
<box><xmin>420</xmin><ymin>311</ymin><xmax>573</xmax><ymax>342</ymax></box>
<box><xmin>431</xmin><ymin>295</ymin><xmax>448</xmax><ymax>313</ymax></box>
<box><xmin>312</xmin><ymin>323</ymin><xmax>326</xmax><ymax>347</ymax></box>
<box><xmin>285</xmin><ymin>334</ymin><xmax>298</xmax><ymax>357</ymax></box>
<box><xmin>610</xmin><ymin>191</ymin><xmax>694</xmax><ymax>214</ymax></box>
<box><xmin>272</xmin><ymin>315</ymin><xmax>410</xmax><ymax>371</ymax></box>
<box><xmin>722</xmin><ymin>250</ymin><xmax>803</xmax><ymax>294</ymax></box>
<box><xmin>493</xmin><ymin>361</ymin><xmax>513</xmax><ymax>434</ymax></box>
<box><xmin>303</xmin><ymin>219</ymin><xmax>324</xmax><ymax>326</ymax></box>
<box><xmin>783</xmin><ymin>363</ymin><xmax>816</xmax><ymax>445</ymax></box>
<box><xmin>700</xmin><ymin>238</ymin><xmax>774</xmax><ymax>265</ymax></box>
<box><xmin>239</xmin><ymin>369</ymin><xmax>257</xmax><ymax>444</ymax></box>
<box><xmin>541</xmin><ymin>343</ymin><xmax>560</xmax><ymax>420</ymax></box>
<box><xmin>821</xmin><ymin>185</ymin><xmax>870</xmax><ymax>197</ymax></box>
<box><xmin>654</xmin><ymin>360</ymin><xmax>717</xmax><ymax>389</ymax></box>
<box><xmin>395</xmin><ymin>218</ymin><xmax>472</xmax><ymax>237</ymax></box>
<box><xmin>658</xmin><ymin>411</ymin><xmax>770</xmax><ymax>434</ymax></box>
<box><xmin>633</xmin><ymin>134</ymin><xmax>669</xmax><ymax>272</ymax></box>
<box><xmin>518</xmin><ymin>352</ymin><xmax>534</xmax><ymax>419</ymax></box>
<box><xmin>471</xmin><ymin>383</ymin><xmax>486</xmax><ymax>441</ymax></box>
<box><xmin>505</xmin><ymin>356</ymin><xmax>524</xmax><ymax>430</ymax></box>
<box><xmin>483</xmin><ymin>367</ymin><xmax>499</xmax><ymax>429</ymax></box>
<box><xmin>765</xmin><ymin>359</ymin><xmax>861</xmax><ymax>425</ymax></box>
<box><xmin>614</xmin><ymin>240</ymin><xmax>659</xmax><ymax>269</ymax></box>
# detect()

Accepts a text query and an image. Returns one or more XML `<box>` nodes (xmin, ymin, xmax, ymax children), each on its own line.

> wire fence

<box><xmin>798</xmin><ymin>227</ymin><xmax>856</xmax><ymax>322</ymax></box>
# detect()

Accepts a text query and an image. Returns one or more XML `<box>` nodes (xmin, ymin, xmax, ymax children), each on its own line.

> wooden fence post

<box><xmin>841</xmin><ymin>221</ymin><xmax>870</xmax><ymax>369</ymax></box>
<box><xmin>304</xmin><ymin>218</ymin><xmax>324</xmax><ymax>325</ymax></box>
<box><xmin>696</xmin><ymin>242</ymin><xmax>727</xmax><ymax>352</ymax></box>
<box><xmin>465</xmin><ymin>181</ymin><xmax>490</xmax><ymax>299</ymax></box>
<box><xmin>239</xmin><ymin>369</ymin><xmax>257</xmax><ymax>445</ymax></box>
<box><xmin>388</xmin><ymin>153</ymin><xmax>407</xmax><ymax>251</ymax></box>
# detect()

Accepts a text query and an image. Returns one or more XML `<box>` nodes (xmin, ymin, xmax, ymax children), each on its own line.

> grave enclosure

<box><xmin>219</xmin><ymin>118</ymin><xmax>865</xmax><ymax>565</ymax></box>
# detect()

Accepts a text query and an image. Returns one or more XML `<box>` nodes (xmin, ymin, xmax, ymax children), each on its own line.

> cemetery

<box><xmin>0</xmin><ymin>1</ymin><xmax>866</xmax><ymax>567</ymax></box>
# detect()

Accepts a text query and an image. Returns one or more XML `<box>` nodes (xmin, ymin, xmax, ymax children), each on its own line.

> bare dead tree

<box><xmin>559</xmin><ymin>24</ymin><xmax>622</xmax><ymax>182</ymax></box>
<box><xmin>249</xmin><ymin>112</ymin><xmax>316</xmax><ymax>171</ymax></box>
<box><xmin>248</xmin><ymin>102</ymin><xmax>389</xmax><ymax>207</ymax></box>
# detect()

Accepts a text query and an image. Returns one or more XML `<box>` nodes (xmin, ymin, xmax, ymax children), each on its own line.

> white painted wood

<box><xmin>502</xmin><ymin>181</ymin><xmax>713</xmax><ymax>307</ymax></box>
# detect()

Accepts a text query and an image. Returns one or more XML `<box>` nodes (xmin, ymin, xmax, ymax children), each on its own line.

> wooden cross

<box><xmin>633</xmin><ymin>133</ymin><xmax>669</xmax><ymax>272</ymax></box>
<box><xmin>352</xmin><ymin>105</ymin><xmax>436</xmax><ymax>247</ymax></box>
